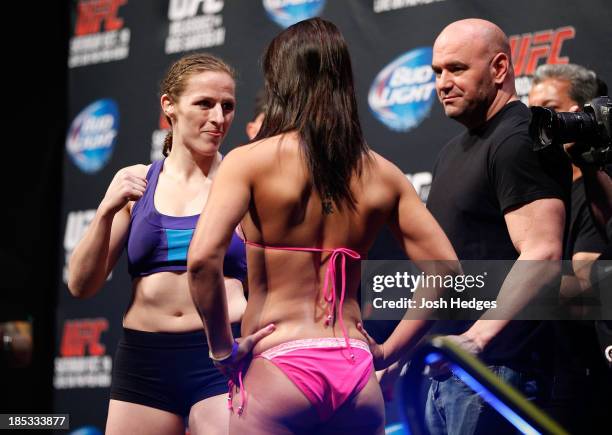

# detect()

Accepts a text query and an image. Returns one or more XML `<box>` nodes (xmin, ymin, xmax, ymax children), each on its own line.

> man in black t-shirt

<box><xmin>425</xmin><ymin>19</ymin><xmax>571</xmax><ymax>434</ymax></box>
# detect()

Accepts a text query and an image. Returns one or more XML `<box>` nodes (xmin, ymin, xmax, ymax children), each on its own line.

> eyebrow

<box><xmin>192</xmin><ymin>94</ymin><xmax>236</xmax><ymax>101</ymax></box>
<box><xmin>447</xmin><ymin>61</ymin><xmax>468</xmax><ymax>69</ymax></box>
<box><xmin>431</xmin><ymin>61</ymin><xmax>468</xmax><ymax>71</ymax></box>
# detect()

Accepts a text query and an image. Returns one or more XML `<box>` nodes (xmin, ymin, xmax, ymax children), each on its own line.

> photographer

<box><xmin>565</xmin><ymin>125</ymin><xmax>612</xmax><ymax>433</ymax></box>
<box><xmin>529</xmin><ymin>63</ymin><xmax>612</xmax><ymax>434</ymax></box>
<box><xmin>529</xmin><ymin>64</ymin><xmax>607</xmax><ymax>299</ymax></box>
<box><xmin>529</xmin><ymin>66</ymin><xmax>612</xmax><ymax>293</ymax></box>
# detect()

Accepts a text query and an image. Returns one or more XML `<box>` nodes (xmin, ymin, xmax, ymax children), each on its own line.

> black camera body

<box><xmin>530</xmin><ymin>96</ymin><xmax>612</xmax><ymax>165</ymax></box>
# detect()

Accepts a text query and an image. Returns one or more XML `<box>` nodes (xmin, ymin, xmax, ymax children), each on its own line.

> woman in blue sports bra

<box><xmin>67</xmin><ymin>53</ymin><xmax>272</xmax><ymax>435</ymax></box>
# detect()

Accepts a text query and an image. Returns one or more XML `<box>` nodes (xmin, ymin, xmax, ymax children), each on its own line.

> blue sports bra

<box><xmin>126</xmin><ymin>159</ymin><xmax>247</xmax><ymax>281</ymax></box>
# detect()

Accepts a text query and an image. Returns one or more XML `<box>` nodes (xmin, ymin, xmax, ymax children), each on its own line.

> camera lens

<box><xmin>530</xmin><ymin>106</ymin><xmax>599</xmax><ymax>148</ymax></box>
<box><xmin>529</xmin><ymin>106</ymin><xmax>556</xmax><ymax>150</ymax></box>
<box><xmin>555</xmin><ymin>112</ymin><xmax>599</xmax><ymax>144</ymax></box>
<box><xmin>538</xmin><ymin>114</ymin><xmax>554</xmax><ymax>146</ymax></box>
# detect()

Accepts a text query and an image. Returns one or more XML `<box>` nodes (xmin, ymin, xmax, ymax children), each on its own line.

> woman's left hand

<box><xmin>357</xmin><ymin>322</ymin><xmax>387</xmax><ymax>370</ymax></box>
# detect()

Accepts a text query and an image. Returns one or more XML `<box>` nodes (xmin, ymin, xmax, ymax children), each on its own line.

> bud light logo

<box><xmin>66</xmin><ymin>99</ymin><xmax>119</xmax><ymax>173</ymax></box>
<box><xmin>368</xmin><ymin>47</ymin><xmax>436</xmax><ymax>132</ymax></box>
<box><xmin>263</xmin><ymin>0</ymin><xmax>325</xmax><ymax>28</ymax></box>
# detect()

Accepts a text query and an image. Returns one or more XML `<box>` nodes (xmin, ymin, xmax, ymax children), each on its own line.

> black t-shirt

<box><xmin>426</xmin><ymin>101</ymin><xmax>572</xmax><ymax>369</ymax></box>
<box><xmin>557</xmin><ymin>178</ymin><xmax>609</xmax><ymax>373</ymax></box>
<box><xmin>566</xmin><ymin>177</ymin><xmax>608</xmax><ymax>258</ymax></box>
<box><xmin>428</xmin><ymin>101</ymin><xmax>570</xmax><ymax>260</ymax></box>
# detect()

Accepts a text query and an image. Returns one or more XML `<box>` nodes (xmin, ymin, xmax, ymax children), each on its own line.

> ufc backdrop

<box><xmin>56</xmin><ymin>0</ymin><xmax>612</xmax><ymax>433</ymax></box>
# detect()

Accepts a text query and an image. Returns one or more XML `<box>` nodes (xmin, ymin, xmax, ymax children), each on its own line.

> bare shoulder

<box><xmin>217</xmin><ymin>146</ymin><xmax>260</xmax><ymax>184</ymax></box>
<box><xmin>367</xmin><ymin>151</ymin><xmax>398</xmax><ymax>172</ymax></box>
<box><xmin>118</xmin><ymin>163</ymin><xmax>149</xmax><ymax>178</ymax></box>
<box><xmin>221</xmin><ymin>145</ymin><xmax>252</xmax><ymax>168</ymax></box>
<box><xmin>241</xmin><ymin>133</ymin><xmax>292</xmax><ymax>154</ymax></box>
<box><xmin>223</xmin><ymin>134</ymin><xmax>291</xmax><ymax>170</ymax></box>
<box><xmin>365</xmin><ymin>150</ymin><xmax>412</xmax><ymax>189</ymax></box>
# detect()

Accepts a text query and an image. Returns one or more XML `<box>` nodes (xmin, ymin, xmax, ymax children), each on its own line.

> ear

<box><xmin>245</xmin><ymin>113</ymin><xmax>265</xmax><ymax>140</ymax></box>
<box><xmin>568</xmin><ymin>104</ymin><xmax>581</xmax><ymax>113</ymax></box>
<box><xmin>491</xmin><ymin>52</ymin><xmax>511</xmax><ymax>85</ymax></box>
<box><xmin>245</xmin><ymin>122</ymin><xmax>257</xmax><ymax>141</ymax></box>
<box><xmin>161</xmin><ymin>94</ymin><xmax>175</xmax><ymax>118</ymax></box>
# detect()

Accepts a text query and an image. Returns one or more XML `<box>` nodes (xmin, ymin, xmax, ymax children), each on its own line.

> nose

<box><xmin>209</xmin><ymin>103</ymin><xmax>224</xmax><ymax>126</ymax></box>
<box><xmin>436</xmin><ymin>70</ymin><xmax>453</xmax><ymax>95</ymax></box>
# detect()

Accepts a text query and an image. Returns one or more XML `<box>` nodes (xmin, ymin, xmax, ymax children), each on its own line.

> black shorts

<box><xmin>110</xmin><ymin>323</ymin><xmax>241</xmax><ymax>417</ymax></box>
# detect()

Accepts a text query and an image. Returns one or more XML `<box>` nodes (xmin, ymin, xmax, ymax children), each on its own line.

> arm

<box><xmin>67</xmin><ymin>166</ymin><xmax>147</xmax><ymax>298</ymax></box>
<box><xmin>581</xmin><ymin>167</ymin><xmax>612</xmax><ymax>236</ymax></box>
<box><xmin>463</xmin><ymin>198</ymin><xmax>565</xmax><ymax>349</ymax></box>
<box><xmin>371</xmin><ymin>166</ymin><xmax>460</xmax><ymax>368</ymax></box>
<box><xmin>570</xmin><ymin>251</ymin><xmax>603</xmax><ymax>294</ymax></box>
<box><xmin>560</xmin><ymin>252</ymin><xmax>602</xmax><ymax>301</ymax></box>
<box><xmin>187</xmin><ymin>148</ymin><xmax>253</xmax><ymax>358</ymax></box>
<box><xmin>562</xmin><ymin>180</ymin><xmax>608</xmax><ymax>298</ymax></box>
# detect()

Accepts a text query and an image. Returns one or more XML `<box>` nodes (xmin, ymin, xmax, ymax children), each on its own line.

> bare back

<box><xmin>225</xmin><ymin>132</ymin><xmax>449</xmax><ymax>352</ymax></box>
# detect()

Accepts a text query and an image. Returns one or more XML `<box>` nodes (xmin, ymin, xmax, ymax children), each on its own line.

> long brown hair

<box><xmin>254</xmin><ymin>18</ymin><xmax>370</xmax><ymax>210</ymax></box>
<box><xmin>160</xmin><ymin>53</ymin><xmax>236</xmax><ymax>156</ymax></box>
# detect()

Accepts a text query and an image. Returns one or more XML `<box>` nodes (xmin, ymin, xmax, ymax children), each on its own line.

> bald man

<box><xmin>425</xmin><ymin>19</ymin><xmax>571</xmax><ymax>434</ymax></box>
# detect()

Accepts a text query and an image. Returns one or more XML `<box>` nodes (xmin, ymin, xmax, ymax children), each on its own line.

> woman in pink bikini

<box><xmin>187</xmin><ymin>18</ymin><xmax>458</xmax><ymax>434</ymax></box>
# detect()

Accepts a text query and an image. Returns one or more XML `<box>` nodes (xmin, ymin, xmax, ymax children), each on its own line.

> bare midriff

<box><xmin>123</xmin><ymin>272</ymin><xmax>246</xmax><ymax>332</ymax></box>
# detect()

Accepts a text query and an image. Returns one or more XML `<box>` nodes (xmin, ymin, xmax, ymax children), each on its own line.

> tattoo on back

<box><xmin>322</xmin><ymin>200</ymin><xmax>334</xmax><ymax>215</ymax></box>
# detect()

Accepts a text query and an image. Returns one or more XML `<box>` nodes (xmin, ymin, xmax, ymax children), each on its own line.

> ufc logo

<box><xmin>510</xmin><ymin>26</ymin><xmax>575</xmax><ymax>76</ymax></box>
<box><xmin>60</xmin><ymin>318</ymin><xmax>108</xmax><ymax>357</ymax></box>
<box><xmin>74</xmin><ymin>0</ymin><xmax>127</xmax><ymax>36</ymax></box>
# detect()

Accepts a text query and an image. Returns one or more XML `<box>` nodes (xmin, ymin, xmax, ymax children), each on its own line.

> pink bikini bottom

<box><xmin>253</xmin><ymin>338</ymin><xmax>374</xmax><ymax>421</ymax></box>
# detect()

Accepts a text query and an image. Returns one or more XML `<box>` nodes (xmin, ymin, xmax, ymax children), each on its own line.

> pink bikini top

<box><xmin>245</xmin><ymin>240</ymin><xmax>362</xmax><ymax>353</ymax></box>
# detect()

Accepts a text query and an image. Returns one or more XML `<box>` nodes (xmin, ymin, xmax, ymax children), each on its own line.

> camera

<box><xmin>530</xmin><ymin>96</ymin><xmax>612</xmax><ymax>165</ymax></box>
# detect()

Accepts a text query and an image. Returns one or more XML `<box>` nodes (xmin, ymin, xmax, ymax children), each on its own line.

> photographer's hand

<box><xmin>564</xmin><ymin>141</ymin><xmax>609</xmax><ymax>169</ymax></box>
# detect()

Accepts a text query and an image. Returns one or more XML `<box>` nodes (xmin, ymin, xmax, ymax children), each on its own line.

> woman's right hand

<box><xmin>68</xmin><ymin>165</ymin><xmax>146</xmax><ymax>298</ymax></box>
<box><xmin>213</xmin><ymin>324</ymin><xmax>276</xmax><ymax>377</ymax></box>
<box><xmin>100</xmin><ymin>167</ymin><xmax>147</xmax><ymax>214</ymax></box>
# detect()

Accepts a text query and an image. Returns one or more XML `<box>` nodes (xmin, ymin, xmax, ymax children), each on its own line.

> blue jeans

<box><xmin>425</xmin><ymin>366</ymin><xmax>538</xmax><ymax>435</ymax></box>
